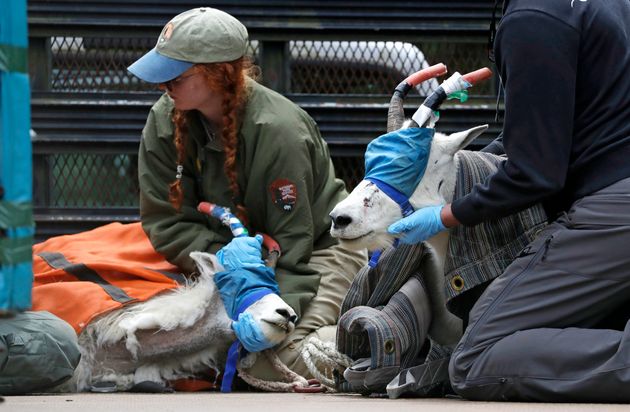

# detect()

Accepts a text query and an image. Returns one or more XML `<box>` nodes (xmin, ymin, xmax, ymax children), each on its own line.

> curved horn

<box><xmin>387</xmin><ymin>64</ymin><xmax>447</xmax><ymax>132</ymax></box>
<box><xmin>387</xmin><ymin>88</ymin><xmax>406</xmax><ymax>132</ymax></box>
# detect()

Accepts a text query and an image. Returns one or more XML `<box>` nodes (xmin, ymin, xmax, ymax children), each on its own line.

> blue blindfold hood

<box><xmin>214</xmin><ymin>265</ymin><xmax>280</xmax><ymax>319</ymax></box>
<box><xmin>364</xmin><ymin>128</ymin><xmax>435</xmax><ymax>198</ymax></box>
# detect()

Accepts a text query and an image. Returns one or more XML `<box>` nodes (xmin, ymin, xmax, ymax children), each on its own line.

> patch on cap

<box><xmin>269</xmin><ymin>179</ymin><xmax>297</xmax><ymax>212</ymax></box>
<box><xmin>160</xmin><ymin>23</ymin><xmax>175</xmax><ymax>41</ymax></box>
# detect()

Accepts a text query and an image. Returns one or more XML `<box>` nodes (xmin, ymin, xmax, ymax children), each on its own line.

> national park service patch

<box><xmin>269</xmin><ymin>179</ymin><xmax>297</xmax><ymax>212</ymax></box>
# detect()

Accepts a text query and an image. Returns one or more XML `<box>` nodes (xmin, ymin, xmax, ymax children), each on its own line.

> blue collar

<box><xmin>365</xmin><ymin>177</ymin><xmax>411</xmax><ymax>268</ymax></box>
<box><xmin>233</xmin><ymin>289</ymin><xmax>275</xmax><ymax>320</ymax></box>
<box><xmin>368</xmin><ymin>239</ymin><xmax>400</xmax><ymax>268</ymax></box>
<box><xmin>366</xmin><ymin>177</ymin><xmax>415</xmax><ymax>218</ymax></box>
<box><xmin>221</xmin><ymin>288</ymin><xmax>276</xmax><ymax>393</ymax></box>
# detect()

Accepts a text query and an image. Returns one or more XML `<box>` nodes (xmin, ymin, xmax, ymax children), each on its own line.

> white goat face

<box><xmin>245</xmin><ymin>294</ymin><xmax>297</xmax><ymax>346</ymax></box>
<box><xmin>329</xmin><ymin>180</ymin><xmax>402</xmax><ymax>251</ymax></box>
<box><xmin>330</xmin><ymin>125</ymin><xmax>488</xmax><ymax>251</ymax></box>
<box><xmin>189</xmin><ymin>251</ymin><xmax>297</xmax><ymax>347</ymax></box>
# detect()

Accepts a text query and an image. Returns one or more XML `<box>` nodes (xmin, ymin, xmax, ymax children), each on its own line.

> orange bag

<box><xmin>33</xmin><ymin>222</ymin><xmax>184</xmax><ymax>334</ymax></box>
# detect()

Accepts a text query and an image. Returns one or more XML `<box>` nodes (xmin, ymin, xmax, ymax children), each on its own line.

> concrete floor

<box><xmin>4</xmin><ymin>393</ymin><xmax>630</xmax><ymax>412</ymax></box>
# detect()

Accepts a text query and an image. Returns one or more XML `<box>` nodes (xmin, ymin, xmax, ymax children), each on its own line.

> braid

<box><xmin>199</xmin><ymin>58</ymin><xmax>253</xmax><ymax>225</ymax></box>
<box><xmin>166</xmin><ymin>58</ymin><xmax>256</xmax><ymax>221</ymax></box>
<box><xmin>169</xmin><ymin>109</ymin><xmax>188</xmax><ymax>211</ymax></box>
<box><xmin>220</xmin><ymin>60</ymin><xmax>248</xmax><ymax>225</ymax></box>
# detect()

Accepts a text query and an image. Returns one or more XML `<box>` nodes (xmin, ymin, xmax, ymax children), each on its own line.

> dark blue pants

<box><xmin>450</xmin><ymin>177</ymin><xmax>630</xmax><ymax>402</ymax></box>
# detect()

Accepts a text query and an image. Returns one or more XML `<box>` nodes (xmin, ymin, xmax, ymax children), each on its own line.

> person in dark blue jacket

<box><xmin>387</xmin><ymin>0</ymin><xmax>630</xmax><ymax>402</ymax></box>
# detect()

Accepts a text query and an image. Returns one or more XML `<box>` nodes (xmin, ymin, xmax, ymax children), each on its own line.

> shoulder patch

<box><xmin>269</xmin><ymin>179</ymin><xmax>298</xmax><ymax>212</ymax></box>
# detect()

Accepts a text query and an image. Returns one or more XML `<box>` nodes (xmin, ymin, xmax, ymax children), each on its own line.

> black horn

<box><xmin>387</xmin><ymin>64</ymin><xmax>448</xmax><ymax>132</ymax></box>
<box><xmin>387</xmin><ymin>83</ymin><xmax>407</xmax><ymax>132</ymax></box>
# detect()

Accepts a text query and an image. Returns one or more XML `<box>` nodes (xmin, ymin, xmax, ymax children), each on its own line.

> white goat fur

<box><xmin>329</xmin><ymin>124</ymin><xmax>489</xmax><ymax>344</ymax></box>
<box><xmin>58</xmin><ymin>251</ymin><xmax>296</xmax><ymax>392</ymax></box>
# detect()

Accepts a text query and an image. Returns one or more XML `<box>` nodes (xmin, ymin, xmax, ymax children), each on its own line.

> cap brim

<box><xmin>127</xmin><ymin>48</ymin><xmax>194</xmax><ymax>83</ymax></box>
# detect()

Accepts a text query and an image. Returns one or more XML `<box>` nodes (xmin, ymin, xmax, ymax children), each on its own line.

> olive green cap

<box><xmin>156</xmin><ymin>7</ymin><xmax>248</xmax><ymax>63</ymax></box>
<box><xmin>128</xmin><ymin>7</ymin><xmax>248</xmax><ymax>83</ymax></box>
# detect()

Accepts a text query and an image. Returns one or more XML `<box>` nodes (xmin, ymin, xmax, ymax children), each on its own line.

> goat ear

<box><xmin>189</xmin><ymin>251</ymin><xmax>224</xmax><ymax>274</ymax></box>
<box><xmin>443</xmin><ymin>124</ymin><xmax>489</xmax><ymax>155</ymax></box>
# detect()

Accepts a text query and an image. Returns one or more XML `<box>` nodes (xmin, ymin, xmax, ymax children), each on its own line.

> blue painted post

<box><xmin>0</xmin><ymin>0</ymin><xmax>34</xmax><ymax>314</ymax></box>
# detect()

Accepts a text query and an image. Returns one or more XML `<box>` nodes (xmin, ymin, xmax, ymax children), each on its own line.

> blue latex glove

<box><xmin>387</xmin><ymin>205</ymin><xmax>447</xmax><ymax>245</ymax></box>
<box><xmin>216</xmin><ymin>234</ymin><xmax>264</xmax><ymax>271</ymax></box>
<box><xmin>231</xmin><ymin>312</ymin><xmax>275</xmax><ymax>353</ymax></box>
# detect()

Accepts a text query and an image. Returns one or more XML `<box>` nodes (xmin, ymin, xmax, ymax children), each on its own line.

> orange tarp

<box><xmin>32</xmin><ymin>222</ymin><xmax>183</xmax><ymax>334</ymax></box>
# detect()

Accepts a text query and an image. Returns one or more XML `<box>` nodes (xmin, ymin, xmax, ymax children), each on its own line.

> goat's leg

<box><xmin>90</xmin><ymin>307</ymin><xmax>233</xmax><ymax>362</ymax></box>
<box><xmin>76</xmin><ymin>300</ymin><xmax>234</xmax><ymax>391</ymax></box>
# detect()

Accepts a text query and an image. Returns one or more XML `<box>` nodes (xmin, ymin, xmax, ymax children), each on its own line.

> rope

<box><xmin>300</xmin><ymin>337</ymin><xmax>352</xmax><ymax>390</ymax></box>
<box><xmin>237</xmin><ymin>349</ymin><xmax>314</xmax><ymax>392</ymax></box>
<box><xmin>232</xmin><ymin>340</ymin><xmax>350</xmax><ymax>392</ymax></box>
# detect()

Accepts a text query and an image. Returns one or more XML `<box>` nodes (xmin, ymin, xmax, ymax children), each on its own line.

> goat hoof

<box><xmin>128</xmin><ymin>381</ymin><xmax>174</xmax><ymax>393</ymax></box>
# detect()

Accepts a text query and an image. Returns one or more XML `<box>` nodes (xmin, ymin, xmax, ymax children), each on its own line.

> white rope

<box><xmin>235</xmin><ymin>339</ymin><xmax>351</xmax><ymax>393</ymax></box>
<box><xmin>237</xmin><ymin>349</ymin><xmax>313</xmax><ymax>392</ymax></box>
<box><xmin>300</xmin><ymin>337</ymin><xmax>352</xmax><ymax>390</ymax></box>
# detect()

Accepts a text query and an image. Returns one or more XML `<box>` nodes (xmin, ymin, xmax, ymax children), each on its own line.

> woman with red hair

<box><xmin>128</xmin><ymin>7</ymin><xmax>366</xmax><ymax>381</ymax></box>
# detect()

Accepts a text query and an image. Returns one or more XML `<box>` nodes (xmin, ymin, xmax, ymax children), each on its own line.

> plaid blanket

<box><xmin>444</xmin><ymin>151</ymin><xmax>547</xmax><ymax>319</ymax></box>
<box><xmin>337</xmin><ymin>243</ymin><xmax>430</xmax><ymax>391</ymax></box>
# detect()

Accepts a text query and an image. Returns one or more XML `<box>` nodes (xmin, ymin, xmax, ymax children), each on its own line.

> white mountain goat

<box><xmin>329</xmin><ymin>69</ymin><xmax>492</xmax><ymax>347</ymax></box>
<box><xmin>330</xmin><ymin>124</ymin><xmax>487</xmax><ymax>348</ymax></box>
<box><xmin>329</xmin><ymin>67</ymin><xmax>545</xmax><ymax>356</ymax></box>
<box><xmin>51</xmin><ymin>248</ymin><xmax>297</xmax><ymax>393</ymax></box>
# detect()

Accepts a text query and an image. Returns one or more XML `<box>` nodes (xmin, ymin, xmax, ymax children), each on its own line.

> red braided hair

<box><xmin>169</xmin><ymin>57</ymin><xmax>258</xmax><ymax>226</ymax></box>
<box><xmin>168</xmin><ymin>109</ymin><xmax>188</xmax><ymax>209</ymax></box>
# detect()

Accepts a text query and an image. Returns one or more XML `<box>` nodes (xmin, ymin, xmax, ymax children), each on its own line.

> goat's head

<box><xmin>329</xmin><ymin>124</ymin><xmax>487</xmax><ymax>250</ymax></box>
<box><xmin>243</xmin><ymin>293</ymin><xmax>297</xmax><ymax>345</ymax></box>
<box><xmin>189</xmin><ymin>251</ymin><xmax>297</xmax><ymax>347</ymax></box>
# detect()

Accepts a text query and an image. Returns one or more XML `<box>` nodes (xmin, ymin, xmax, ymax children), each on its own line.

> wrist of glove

<box><xmin>387</xmin><ymin>205</ymin><xmax>447</xmax><ymax>245</ymax></box>
<box><xmin>231</xmin><ymin>312</ymin><xmax>275</xmax><ymax>353</ymax></box>
<box><xmin>216</xmin><ymin>234</ymin><xmax>265</xmax><ymax>271</ymax></box>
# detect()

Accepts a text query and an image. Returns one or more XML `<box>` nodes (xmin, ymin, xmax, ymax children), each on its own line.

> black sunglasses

<box><xmin>161</xmin><ymin>72</ymin><xmax>197</xmax><ymax>91</ymax></box>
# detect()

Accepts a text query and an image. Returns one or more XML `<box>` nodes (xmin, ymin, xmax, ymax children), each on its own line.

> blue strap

<box><xmin>368</xmin><ymin>239</ymin><xmax>399</xmax><ymax>268</ymax></box>
<box><xmin>221</xmin><ymin>287</ymin><xmax>277</xmax><ymax>393</ymax></box>
<box><xmin>221</xmin><ymin>341</ymin><xmax>241</xmax><ymax>393</ymax></box>
<box><xmin>366</xmin><ymin>178</ymin><xmax>415</xmax><ymax>217</ymax></box>
<box><xmin>234</xmin><ymin>289</ymin><xmax>275</xmax><ymax>317</ymax></box>
<box><xmin>368</xmin><ymin>249</ymin><xmax>382</xmax><ymax>268</ymax></box>
<box><xmin>366</xmin><ymin>177</ymin><xmax>412</xmax><ymax>268</ymax></box>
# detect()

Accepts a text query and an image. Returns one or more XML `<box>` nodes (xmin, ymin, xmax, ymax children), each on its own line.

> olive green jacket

<box><xmin>138</xmin><ymin>79</ymin><xmax>347</xmax><ymax>316</ymax></box>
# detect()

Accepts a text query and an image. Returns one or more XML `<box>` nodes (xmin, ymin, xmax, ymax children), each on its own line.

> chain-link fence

<box><xmin>34</xmin><ymin>31</ymin><xmax>495</xmax><ymax>225</ymax></box>
<box><xmin>332</xmin><ymin>157</ymin><xmax>365</xmax><ymax>191</ymax></box>
<box><xmin>35</xmin><ymin>153</ymin><xmax>139</xmax><ymax>208</ymax></box>
<box><xmin>49</xmin><ymin>36</ymin><xmax>492</xmax><ymax>96</ymax></box>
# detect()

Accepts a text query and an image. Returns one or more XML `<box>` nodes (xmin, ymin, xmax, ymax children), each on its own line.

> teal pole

<box><xmin>0</xmin><ymin>0</ymin><xmax>34</xmax><ymax>313</ymax></box>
